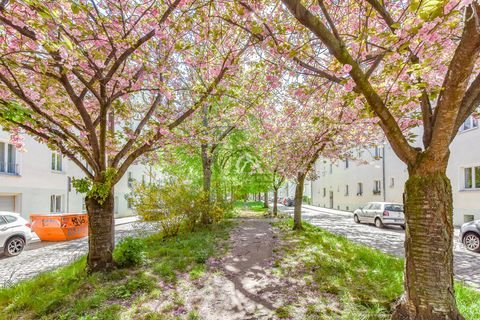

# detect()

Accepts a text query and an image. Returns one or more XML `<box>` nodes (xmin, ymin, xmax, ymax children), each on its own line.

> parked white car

<box><xmin>0</xmin><ymin>212</ymin><xmax>33</xmax><ymax>257</ymax></box>
<box><xmin>353</xmin><ymin>202</ymin><xmax>405</xmax><ymax>229</ymax></box>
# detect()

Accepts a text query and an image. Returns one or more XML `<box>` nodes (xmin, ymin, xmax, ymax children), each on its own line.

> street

<box><xmin>279</xmin><ymin>204</ymin><xmax>480</xmax><ymax>289</ymax></box>
<box><xmin>0</xmin><ymin>219</ymin><xmax>152</xmax><ymax>287</ymax></box>
<box><xmin>2</xmin><ymin>208</ymin><xmax>479</xmax><ymax>290</ymax></box>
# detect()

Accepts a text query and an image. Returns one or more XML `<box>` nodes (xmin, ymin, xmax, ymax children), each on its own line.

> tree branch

<box><xmin>281</xmin><ymin>0</ymin><xmax>417</xmax><ymax>164</ymax></box>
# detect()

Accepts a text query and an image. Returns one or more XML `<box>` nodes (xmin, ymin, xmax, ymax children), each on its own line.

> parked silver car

<box><xmin>0</xmin><ymin>212</ymin><xmax>33</xmax><ymax>257</ymax></box>
<box><xmin>353</xmin><ymin>202</ymin><xmax>405</xmax><ymax>229</ymax></box>
<box><xmin>460</xmin><ymin>220</ymin><xmax>480</xmax><ymax>252</ymax></box>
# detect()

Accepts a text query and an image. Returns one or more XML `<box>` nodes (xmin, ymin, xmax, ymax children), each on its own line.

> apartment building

<box><xmin>311</xmin><ymin>115</ymin><xmax>480</xmax><ymax>226</ymax></box>
<box><xmin>0</xmin><ymin>128</ymin><xmax>155</xmax><ymax>220</ymax></box>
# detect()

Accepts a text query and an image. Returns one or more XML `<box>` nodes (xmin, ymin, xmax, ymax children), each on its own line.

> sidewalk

<box><xmin>302</xmin><ymin>204</ymin><xmax>352</xmax><ymax>216</ymax></box>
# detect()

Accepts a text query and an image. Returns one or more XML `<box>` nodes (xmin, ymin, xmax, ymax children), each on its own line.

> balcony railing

<box><xmin>0</xmin><ymin>161</ymin><xmax>20</xmax><ymax>175</ymax></box>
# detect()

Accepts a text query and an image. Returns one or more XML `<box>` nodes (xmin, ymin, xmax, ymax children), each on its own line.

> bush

<box><xmin>128</xmin><ymin>181</ymin><xmax>229</xmax><ymax>235</ymax></box>
<box><xmin>113</xmin><ymin>237</ymin><xmax>146</xmax><ymax>268</ymax></box>
<box><xmin>302</xmin><ymin>196</ymin><xmax>312</xmax><ymax>205</ymax></box>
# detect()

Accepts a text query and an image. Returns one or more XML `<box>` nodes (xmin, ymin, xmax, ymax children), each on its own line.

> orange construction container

<box><xmin>30</xmin><ymin>213</ymin><xmax>88</xmax><ymax>241</ymax></box>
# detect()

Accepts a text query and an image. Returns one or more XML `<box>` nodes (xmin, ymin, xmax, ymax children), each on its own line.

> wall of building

<box><xmin>0</xmin><ymin>129</ymin><xmax>154</xmax><ymax>220</ymax></box>
<box><xmin>311</xmin><ymin>120</ymin><xmax>480</xmax><ymax>226</ymax></box>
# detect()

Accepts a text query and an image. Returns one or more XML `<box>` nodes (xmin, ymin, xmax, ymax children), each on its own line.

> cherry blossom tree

<box><xmin>257</xmin><ymin>76</ymin><xmax>375</xmax><ymax>229</ymax></box>
<box><xmin>0</xmin><ymin>0</ymin><xmax>253</xmax><ymax>272</ymax></box>
<box><xmin>241</xmin><ymin>0</ymin><xmax>480</xmax><ymax>318</ymax></box>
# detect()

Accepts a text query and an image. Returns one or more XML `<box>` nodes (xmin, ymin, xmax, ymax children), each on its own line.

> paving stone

<box><xmin>0</xmin><ymin>222</ymin><xmax>154</xmax><ymax>287</ymax></box>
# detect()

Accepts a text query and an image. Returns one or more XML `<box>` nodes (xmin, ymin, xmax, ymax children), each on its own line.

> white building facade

<box><xmin>0</xmin><ymin>128</ymin><xmax>153</xmax><ymax>220</ymax></box>
<box><xmin>311</xmin><ymin>115</ymin><xmax>480</xmax><ymax>226</ymax></box>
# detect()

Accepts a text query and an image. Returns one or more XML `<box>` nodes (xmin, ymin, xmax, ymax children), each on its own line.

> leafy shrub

<box><xmin>128</xmin><ymin>181</ymin><xmax>229</xmax><ymax>235</ymax></box>
<box><xmin>302</xmin><ymin>195</ymin><xmax>312</xmax><ymax>205</ymax></box>
<box><xmin>113</xmin><ymin>237</ymin><xmax>146</xmax><ymax>268</ymax></box>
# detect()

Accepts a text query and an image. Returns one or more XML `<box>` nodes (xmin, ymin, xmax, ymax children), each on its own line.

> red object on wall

<box><xmin>30</xmin><ymin>213</ymin><xmax>88</xmax><ymax>241</ymax></box>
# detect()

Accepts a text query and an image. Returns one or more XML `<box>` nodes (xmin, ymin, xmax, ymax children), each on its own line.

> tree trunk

<box><xmin>263</xmin><ymin>191</ymin><xmax>268</xmax><ymax>208</ymax></box>
<box><xmin>293</xmin><ymin>173</ymin><xmax>305</xmax><ymax>230</ymax></box>
<box><xmin>201</xmin><ymin>144</ymin><xmax>212</xmax><ymax>225</ymax></box>
<box><xmin>86</xmin><ymin>191</ymin><xmax>115</xmax><ymax>272</ymax></box>
<box><xmin>273</xmin><ymin>188</ymin><xmax>278</xmax><ymax>216</ymax></box>
<box><xmin>201</xmin><ymin>144</ymin><xmax>212</xmax><ymax>199</ymax></box>
<box><xmin>393</xmin><ymin>165</ymin><xmax>462</xmax><ymax>320</ymax></box>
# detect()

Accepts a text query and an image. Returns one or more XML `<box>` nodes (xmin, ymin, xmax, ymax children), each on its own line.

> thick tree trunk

<box><xmin>263</xmin><ymin>191</ymin><xmax>268</xmax><ymax>208</ymax></box>
<box><xmin>86</xmin><ymin>191</ymin><xmax>115</xmax><ymax>272</ymax></box>
<box><xmin>273</xmin><ymin>188</ymin><xmax>278</xmax><ymax>216</ymax></box>
<box><xmin>293</xmin><ymin>173</ymin><xmax>305</xmax><ymax>230</ymax></box>
<box><xmin>393</xmin><ymin>166</ymin><xmax>462</xmax><ymax>320</ymax></box>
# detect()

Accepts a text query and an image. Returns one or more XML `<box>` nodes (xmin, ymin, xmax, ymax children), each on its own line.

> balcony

<box><xmin>0</xmin><ymin>162</ymin><xmax>20</xmax><ymax>176</ymax></box>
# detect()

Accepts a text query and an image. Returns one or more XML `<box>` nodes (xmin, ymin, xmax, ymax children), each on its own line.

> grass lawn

<box><xmin>0</xmin><ymin>221</ymin><xmax>233</xmax><ymax>320</ymax></box>
<box><xmin>233</xmin><ymin>200</ymin><xmax>268</xmax><ymax>213</ymax></box>
<box><xmin>273</xmin><ymin>219</ymin><xmax>480</xmax><ymax>320</ymax></box>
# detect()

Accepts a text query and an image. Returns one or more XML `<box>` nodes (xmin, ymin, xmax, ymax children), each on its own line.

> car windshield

<box><xmin>385</xmin><ymin>204</ymin><xmax>404</xmax><ymax>212</ymax></box>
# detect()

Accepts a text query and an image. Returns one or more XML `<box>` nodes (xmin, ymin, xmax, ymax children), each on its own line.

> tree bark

<box><xmin>263</xmin><ymin>191</ymin><xmax>268</xmax><ymax>208</ymax></box>
<box><xmin>273</xmin><ymin>188</ymin><xmax>278</xmax><ymax>216</ymax></box>
<box><xmin>201</xmin><ymin>144</ymin><xmax>212</xmax><ymax>225</ymax></box>
<box><xmin>293</xmin><ymin>173</ymin><xmax>305</xmax><ymax>230</ymax></box>
<box><xmin>393</xmin><ymin>164</ymin><xmax>462</xmax><ymax>320</ymax></box>
<box><xmin>86</xmin><ymin>190</ymin><xmax>115</xmax><ymax>272</ymax></box>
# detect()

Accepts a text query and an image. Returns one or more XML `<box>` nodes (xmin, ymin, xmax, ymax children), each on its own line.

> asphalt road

<box><xmin>278</xmin><ymin>204</ymin><xmax>480</xmax><ymax>289</ymax></box>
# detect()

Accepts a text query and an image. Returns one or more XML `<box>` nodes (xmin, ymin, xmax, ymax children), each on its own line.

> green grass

<box><xmin>0</xmin><ymin>221</ymin><xmax>232</xmax><ymax>320</ymax></box>
<box><xmin>274</xmin><ymin>219</ymin><xmax>480</xmax><ymax>320</ymax></box>
<box><xmin>234</xmin><ymin>200</ymin><xmax>268</xmax><ymax>213</ymax></box>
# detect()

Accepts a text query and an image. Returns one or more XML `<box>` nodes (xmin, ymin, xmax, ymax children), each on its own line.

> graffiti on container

<box><xmin>71</xmin><ymin>216</ymin><xmax>86</xmax><ymax>227</ymax></box>
<box><xmin>42</xmin><ymin>219</ymin><xmax>61</xmax><ymax>227</ymax></box>
<box><xmin>67</xmin><ymin>226</ymin><xmax>87</xmax><ymax>237</ymax></box>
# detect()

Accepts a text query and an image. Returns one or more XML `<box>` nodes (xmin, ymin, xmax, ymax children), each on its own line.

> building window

<box><xmin>357</xmin><ymin>183</ymin><xmax>363</xmax><ymax>196</ymax></box>
<box><xmin>50</xmin><ymin>195</ymin><xmax>63</xmax><ymax>213</ymax></box>
<box><xmin>345</xmin><ymin>158</ymin><xmax>349</xmax><ymax>169</ymax></box>
<box><xmin>374</xmin><ymin>146</ymin><xmax>380</xmax><ymax>158</ymax></box>
<box><xmin>329</xmin><ymin>163</ymin><xmax>333</xmax><ymax>174</ymax></box>
<box><xmin>127</xmin><ymin>198</ymin><xmax>133</xmax><ymax>209</ymax></box>
<box><xmin>373</xmin><ymin>180</ymin><xmax>382</xmax><ymax>195</ymax></box>
<box><xmin>51</xmin><ymin>152</ymin><xmax>63</xmax><ymax>172</ymax></box>
<box><xmin>463</xmin><ymin>166</ymin><xmax>480</xmax><ymax>189</ymax></box>
<box><xmin>0</xmin><ymin>142</ymin><xmax>18</xmax><ymax>175</ymax></box>
<box><xmin>323</xmin><ymin>188</ymin><xmax>326</xmax><ymax>197</ymax></box>
<box><xmin>345</xmin><ymin>185</ymin><xmax>349</xmax><ymax>196</ymax></box>
<box><xmin>127</xmin><ymin>171</ymin><xmax>133</xmax><ymax>188</ymax></box>
<box><xmin>390</xmin><ymin>177</ymin><xmax>395</xmax><ymax>188</ymax></box>
<box><xmin>460</xmin><ymin>116</ymin><xmax>479</xmax><ymax>132</ymax></box>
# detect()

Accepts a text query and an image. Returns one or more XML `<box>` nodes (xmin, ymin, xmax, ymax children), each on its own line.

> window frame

<box><xmin>462</xmin><ymin>165</ymin><xmax>480</xmax><ymax>190</ymax></box>
<box><xmin>373</xmin><ymin>180</ymin><xmax>382</xmax><ymax>195</ymax></box>
<box><xmin>51</xmin><ymin>152</ymin><xmax>63</xmax><ymax>172</ymax></box>
<box><xmin>50</xmin><ymin>194</ymin><xmax>63</xmax><ymax>213</ymax></box>
<box><xmin>460</xmin><ymin>115</ymin><xmax>479</xmax><ymax>132</ymax></box>
<box><xmin>0</xmin><ymin>141</ymin><xmax>18</xmax><ymax>175</ymax></box>
<box><xmin>357</xmin><ymin>182</ymin><xmax>363</xmax><ymax>196</ymax></box>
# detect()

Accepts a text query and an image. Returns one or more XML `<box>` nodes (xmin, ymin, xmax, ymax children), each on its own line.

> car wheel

<box><xmin>4</xmin><ymin>236</ymin><xmax>25</xmax><ymax>257</ymax></box>
<box><xmin>354</xmin><ymin>214</ymin><xmax>360</xmax><ymax>224</ymax></box>
<box><xmin>374</xmin><ymin>218</ymin><xmax>384</xmax><ymax>228</ymax></box>
<box><xmin>463</xmin><ymin>232</ymin><xmax>480</xmax><ymax>253</ymax></box>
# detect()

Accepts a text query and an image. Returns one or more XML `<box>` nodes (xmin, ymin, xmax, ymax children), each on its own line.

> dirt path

<box><xmin>182</xmin><ymin>218</ymin><xmax>295</xmax><ymax>319</ymax></box>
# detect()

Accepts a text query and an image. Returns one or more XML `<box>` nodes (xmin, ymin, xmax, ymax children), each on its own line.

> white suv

<box><xmin>0</xmin><ymin>212</ymin><xmax>33</xmax><ymax>257</ymax></box>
